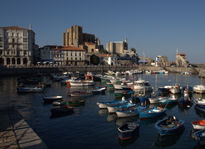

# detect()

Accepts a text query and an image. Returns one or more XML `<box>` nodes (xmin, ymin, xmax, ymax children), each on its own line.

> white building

<box><xmin>0</xmin><ymin>26</ymin><xmax>35</xmax><ymax>66</ymax></box>
<box><xmin>39</xmin><ymin>45</ymin><xmax>86</xmax><ymax>65</ymax></box>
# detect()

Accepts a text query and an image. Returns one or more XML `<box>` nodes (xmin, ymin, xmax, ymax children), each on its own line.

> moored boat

<box><xmin>192</xmin><ymin>129</ymin><xmax>205</xmax><ymax>145</ymax></box>
<box><xmin>117</xmin><ymin>122</ymin><xmax>139</xmax><ymax>140</ymax></box>
<box><xmin>116</xmin><ymin>109</ymin><xmax>139</xmax><ymax>118</ymax></box>
<box><xmin>155</xmin><ymin>116</ymin><xmax>184</xmax><ymax>136</ymax></box>
<box><xmin>17</xmin><ymin>85</ymin><xmax>44</xmax><ymax>93</ymax></box>
<box><xmin>139</xmin><ymin>106</ymin><xmax>166</xmax><ymax>119</ymax></box>
<box><xmin>96</xmin><ymin>100</ymin><xmax>128</xmax><ymax>109</ymax></box>
<box><xmin>43</xmin><ymin>95</ymin><xmax>63</xmax><ymax>103</ymax></box>
<box><xmin>192</xmin><ymin>120</ymin><xmax>205</xmax><ymax>130</ymax></box>
<box><xmin>193</xmin><ymin>85</ymin><xmax>205</xmax><ymax>94</ymax></box>
<box><xmin>92</xmin><ymin>87</ymin><xmax>106</xmax><ymax>95</ymax></box>
<box><xmin>107</xmin><ymin>103</ymin><xmax>136</xmax><ymax>113</ymax></box>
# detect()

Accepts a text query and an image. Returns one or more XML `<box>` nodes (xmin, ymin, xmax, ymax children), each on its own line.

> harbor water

<box><xmin>1</xmin><ymin>73</ymin><xmax>205</xmax><ymax>149</ymax></box>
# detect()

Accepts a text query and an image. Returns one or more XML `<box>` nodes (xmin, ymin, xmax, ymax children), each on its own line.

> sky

<box><xmin>1</xmin><ymin>0</ymin><xmax>205</xmax><ymax>63</ymax></box>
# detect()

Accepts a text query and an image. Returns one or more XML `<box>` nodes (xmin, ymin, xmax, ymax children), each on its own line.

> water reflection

<box><xmin>118</xmin><ymin>129</ymin><xmax>139</xmax><ymax>146</ymax></box>
<box><xmin>107</xmin><ymin>114</ymin><xmax>117</xmax><ymax>122</ymax></box>
<box><xmin>115</xmin><ymin>117</ymin><xmax>139</xmax><ymax>127</ymax></box>
<box><xmin>98</xmin><ymin>109</ymin><xmax>108</xmax><ymax>115</ymax></box>
<box><xmin>154</xmin><ymin>128</ymin><xmax>184</xmax><ymax>147</ymax></box>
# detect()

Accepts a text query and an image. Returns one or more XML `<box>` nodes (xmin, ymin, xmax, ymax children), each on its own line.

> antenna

<box><xmin>29</xmin><ymin>24</ymin><xmax>32</xmax><ymax>30</ymax></box>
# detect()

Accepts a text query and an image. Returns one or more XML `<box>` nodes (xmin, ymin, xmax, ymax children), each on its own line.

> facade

<box><xmin>39</xmin><ymin>45</ymin><xmax>86</xmax><ymax>66</ymax></box>
<box><xmin>63</xmin><ymin>25</ymin><xmax>96</xmax><ymax>47</ymax></box>
<box><xmin>0</xmin><ymin>26</ymin><xmax>35</xmax><ymax>66</ymax></box>
<box><xmin>106</xmin><ymin>40</ymin><xmax>128</xmax><ymax>54</ymax></box>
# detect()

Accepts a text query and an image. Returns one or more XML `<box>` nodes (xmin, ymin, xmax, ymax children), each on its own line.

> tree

<box><xmin>90</xmin><ymin>54</ymin><xmax>100</xmax><ymax>65</ymax></box>
<box><xmin>131</xmin><ymin>48</ymin><xmax>136</xmax><ymax>53</ymax></box>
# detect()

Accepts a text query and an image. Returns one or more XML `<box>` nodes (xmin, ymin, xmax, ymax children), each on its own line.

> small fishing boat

<box><xmin>193</xmin><ymin>85</ymin><xmax>205</xmax><ymax>94</ymax></box>
<box><xmin>67</xmin><ymin>79</ymin><xmax>95</xmax><ymax>87</ymax></box>
<box><xmin>170</xmin><ymin>85</ymin><xmax>181</xmax><ymax>94</ymax></box>
<box><xmin>116</xmin><ymin>109</ymin><xmax>139</xmax><ymax>118</ymax></box>
<box><xmin>96</xmin><ymin>100</ymin><xmax>128</xmax><ymax>109</ymax></box>
<box><xmin>192</xmin><ymin>120</ymin><xmax>205</xmax><ymax>130</ymax></box>
<box><xmin>192</xmin><ymin>129</ymin><xmax>205</xmax><ymax>145</ymax></box>
<box><xmin>43</xmin><ymin>96</ymin><xmax>63</xmax><ymax>103</ymax></box>
<box><xmin>155</xmin><ymin>116</ymin><xmax>184</xmax><ymax>136</ymax></box>
<box><xmin>118</xmin><ymin>122</ymin><xmax>140</xmax><ymax>140</ymax></box>
<box><xmin>149</xmin><ymin>96</ymin><xmax>166</xmax><ymax>104</ymax></box>
<box><xmin>107</xmin><ymin>103</ymin><xmax>136</xmax><ymax>113</ymax></box>
<box><xmin>158</xmin><ymin>87</ymin><xmax>170</xmax><ymax>94</ymax></box>
<box><xmin>92</xmin><ymin>87</ymin><xmax>106</xmax><ymax>95</ymax></box>
<box><xmin>139</xmin><ymin>107</ymin><xmax>166</xmax><ymax>119</ymax></box>
<box><xmin>50</xmin><ymin>106</ymin><xmax>73</xmax><ymax>117</ymax></box>
<box><xmin>70</xmin><ymin>91</ymin><xmax>92</xmax><ymax>97</ymax></box>
<box><xmin>17</xmin><ymin>85</ymin><xmax>44</xmax><ymax>93</ymax></box>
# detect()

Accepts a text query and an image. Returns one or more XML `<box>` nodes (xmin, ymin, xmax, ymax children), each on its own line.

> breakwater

<box><xmin>0</xmin><ymin>65</ymin><xmax>204</xmax><ymax>77</ymax></box>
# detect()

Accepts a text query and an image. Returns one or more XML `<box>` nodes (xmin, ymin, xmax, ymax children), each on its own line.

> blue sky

<box><xmin>1</xmin><ymin>0</ymin><xmax>205</xmax><ymax>63</ymax></box>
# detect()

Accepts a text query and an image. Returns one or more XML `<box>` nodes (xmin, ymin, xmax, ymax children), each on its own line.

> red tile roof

<box><xmin>51</xmin><ymin>46</ymin><xmax>85</xmax><ymax>51</ymax></box>
<box><xmin>0</xmin><ymin>26</ymin><xmax>28</xmax><ymax>30</ymax></box>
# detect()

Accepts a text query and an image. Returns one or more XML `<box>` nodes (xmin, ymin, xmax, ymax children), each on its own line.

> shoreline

<box><xmin>0</xmin><ymin>65</ymin><xmax>204</xmax><ymax>78</ymax></box>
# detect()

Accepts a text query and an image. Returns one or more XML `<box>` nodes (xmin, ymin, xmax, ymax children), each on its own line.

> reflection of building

<box><xmin>106</xmin><ymin>40</ymin><xmax>128</xmax><ymax>54</ymax></box>
<box><xmin>0</xmin><ymin>26</ymin><xmax>35</xmax><ymax>66</ymax></box>
<box><xmin>39</xmin><ymin>45</ymin><xmax>85</xmax><ymax>65</ymax></box>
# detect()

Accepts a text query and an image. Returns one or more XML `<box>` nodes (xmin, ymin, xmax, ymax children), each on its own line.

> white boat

<box><xmin>107</xmin><ymin>103</ymin><xmax>136</xmax><ymax>113</ymax></box>
<box><xmin>170</xmin><ymin>85</ymin><xmax>181</xmax><ymax>94</ymax></box>
<box><xmin>193</xmin><ymin>85</ymin><xmax>205</xmax><ymax>94</ymax></box>
<box><xmin>67</xmin><ymin>79</ymin><xmax>95</xmax><ymax>87</ymax></box>
<box><xmin>116</xmin><ymin>109</ymin><xmax>139</xmax><ymax>118</ymax></box>
<box><xmin>133</xmin><ymin>79</ymin><xmax>153</xmax><ymax>93</ymax></box>
<box><xmin>195</xmin><ymin>98</ymin><xmax>205</xmax><ymax>105</ymax></box>
<box><xmin>43</xmin><ymin>96</ymin><xmax>63</xmax><ymax>103</ymax></box>
<box><xmin>192</xmin><ymin>120</ymin><xmax>205</xmax><ymax>130</ymax></box>
<box><xmin>92</xmin><ymin>87</ymin><xmax>106</xmax><ymax>95</ymax></box>
<box><xmin>96</xmin><ymin>100</ymin><xmax>128</xmax><ymax>109</ymax></box>
<box><xmin>149</xmin><ymin>97</ymin><xmax>166</xmax><ymax>104</ymax></box>
<box><xmin>17</xmin><ymin>85</ymin><xmax>44</xmax><ymax>93</ymax></box>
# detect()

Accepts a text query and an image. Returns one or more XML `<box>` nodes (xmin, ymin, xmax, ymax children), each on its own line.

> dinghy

<box><xmin>192</xmin><ymin>120</ymin><xmax>205</xmax><ymax>130</ymax></box>
<box><xmin>155</xmin><ymin>116</ymin><xmax>184</xmax><ymax>136</ymax></box>
<box><xmin>118</xmin><ymin>122</ymin><xmax>139</xmax><ymax>140</ymax></box>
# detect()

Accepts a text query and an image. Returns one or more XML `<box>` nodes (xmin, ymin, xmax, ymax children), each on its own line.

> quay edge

<box><xmin>0</xmin><ymin>65</ymin><xmax>203</xmax><ymax>77</ymax></box>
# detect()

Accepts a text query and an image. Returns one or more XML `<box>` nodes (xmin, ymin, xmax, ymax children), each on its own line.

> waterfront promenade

<box><xmin>0</xmin><ymin>107</ymin><xmax>48</xmax><ymax>149</ymax></box>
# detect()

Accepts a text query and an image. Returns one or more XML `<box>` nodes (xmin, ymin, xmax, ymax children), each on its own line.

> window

<box><xmin>23</xmin><ymin>38</ymin><xmax>28</xmax><ymax>42</ymax></box>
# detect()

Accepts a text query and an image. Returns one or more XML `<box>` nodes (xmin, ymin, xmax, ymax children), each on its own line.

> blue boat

<box><xmin>118</xmin><ymin>122</ymin><xmax>139</xmax><ymax>140</ymax></box>
<box><xmin>139</xmin><ymin>106</ymin><xmax>167</xmax><ymax>119</ymax></box>
<box><xmin>195</xmin><ymin>104</ymin><xmax>205</xmax><ymax>112</ymax></box>
<box><xmin>192</xmin><ymin>129</ymin><xmax>205</xmax><ymax>145</ymax></box>
<box><xmin>155</xmin><ymin>116</ymin><xmax>184</xmax><ymax>136</ymax></box>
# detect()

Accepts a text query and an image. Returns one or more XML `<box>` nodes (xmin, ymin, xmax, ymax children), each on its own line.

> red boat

<box><xmin>192</xmin><ymin>120</ymin><xmax>205</xmax><ymax>130</ymax></box>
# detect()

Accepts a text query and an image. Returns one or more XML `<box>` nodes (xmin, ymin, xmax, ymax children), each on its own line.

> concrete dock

<box><xmin>0</xmin><ymin>107</ymin><xmax>48</xmax><ymax>149</ymax></box>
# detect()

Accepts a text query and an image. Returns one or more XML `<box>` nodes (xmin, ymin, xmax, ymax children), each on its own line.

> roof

<box><xmin>176</xmin><ymin>53</ymin><xmax>186</xmax><ymax>56</ymax></box>
<box><xmin>85</xmin><ymin>42</ymin><xmax>96</xmax><ymax>45</ymax></box>
<box><xmin>98</xmin><ymin>54</ymin><xmax>114</xmax><ymax>57</ymax></box>
<box><xmin>51</xmin><ymin>46</ymin><xmax>85</xmax><ymax>51</ymax></box>
<box><xmin>0</xmin><ymin>26</ymin><xmax>28</xmax><ymax>31</ymax></box>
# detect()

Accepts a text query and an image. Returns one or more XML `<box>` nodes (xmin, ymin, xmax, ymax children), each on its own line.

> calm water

<box><xmin>1</xmin><ymin>74</ymin><xmax>205</xmax><ymax>149</ymax></box>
